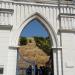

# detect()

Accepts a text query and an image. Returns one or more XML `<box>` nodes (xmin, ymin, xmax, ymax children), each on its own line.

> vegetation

<box><xmin>19</xmin><ymin>37</ymin><xmax>53</xmax><ymax>73</ymax></box>
<box><xmin>19</xmin><ymin>36</ymin><xmax>52</xmax><ymax>55</ymax></box>
<box><xmin>19</xmin><ymin>37</ymin><xmax>27</xmax><ymax>45</ymax></box>
<box><xmin>29</xmin><ymin>39</ymin><xmax>32</xmax><ymax>43</ymax></box>
<box><xmin>34</xmin><ymin>37</ymin><xmax>52</xmax><ymax>55</ymax></box>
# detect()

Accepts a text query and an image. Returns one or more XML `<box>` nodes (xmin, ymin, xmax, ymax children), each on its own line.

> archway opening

<box><xmin>16</xmin><ymin>19</ymin><xmax>54</xmax><ymax>75</ymax></box>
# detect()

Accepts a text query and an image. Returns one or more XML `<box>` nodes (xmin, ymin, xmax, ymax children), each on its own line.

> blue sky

<box><xmin>20</xmin><ymin>19</ymin><xmax>49</xmax><ymax>37</ymax></box>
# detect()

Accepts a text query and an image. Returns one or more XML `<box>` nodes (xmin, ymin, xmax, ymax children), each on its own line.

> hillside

<box><xmin>18</xmin><ymin>38</ymin><xmax>50</xmax><ymax>68</ymax></box>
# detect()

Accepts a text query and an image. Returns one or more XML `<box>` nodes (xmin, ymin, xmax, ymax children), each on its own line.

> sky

<box><xmin>20</xmin><ymin>19</ymin><xmax>49</xmax><ymax>37</ymax></box>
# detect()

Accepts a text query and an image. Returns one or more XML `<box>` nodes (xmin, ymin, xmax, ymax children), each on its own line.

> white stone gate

<box><xmin>0</xmin><ymin>0</ymin><xmax>75</xmax><ymax>75</ymax></box>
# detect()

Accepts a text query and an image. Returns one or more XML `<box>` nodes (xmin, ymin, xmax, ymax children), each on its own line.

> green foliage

<box><xmin>34</xmin><ymin>37</ymin><xmax>52</xmax><ymax>55</ymax></box>
<box><xmin>19</xmin><ymin>36</ymin><xmax>52</xmax><ymax>55</ymax></box>
<box><xmin>29</xmin><ymin>39</ymin><xmax>32</xmax><ymax>43</ymax></box>
<box><xmin>19</xmin><ymin>37</ymin><xmax>27</xmax><ymax>45</ymax></box>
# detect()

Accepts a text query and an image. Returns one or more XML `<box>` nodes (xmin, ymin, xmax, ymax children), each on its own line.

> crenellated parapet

<box><xmin>0</xmin><ymin>1</ymin><xmax>14</xmax><ymax>29</ymax></box>
<box><xmin>0</xmin><ymin>0</ymin><xmax>75</xmax><ymax>32</ymax></box>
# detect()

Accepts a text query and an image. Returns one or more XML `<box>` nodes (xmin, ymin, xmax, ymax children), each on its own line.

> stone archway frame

<box><xmin>9</xmin><ymin>12</ymin><xmax>62</xmax><ymax>75</ymax></box>
<box><xmin>11</xmin><ymin>12</ymin><xmax>58</xmax><ymax>47</ymax></box>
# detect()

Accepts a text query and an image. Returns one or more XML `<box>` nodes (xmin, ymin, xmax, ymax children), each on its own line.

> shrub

<box><xmin>34</xmin><ymin>37</ymin><xmax>52</xmax><ymax>55</ymax></box>
<box><xmin>19</xmin><ymin>37</ymin><xmax>27</xmax><ymax>45</ymax></box>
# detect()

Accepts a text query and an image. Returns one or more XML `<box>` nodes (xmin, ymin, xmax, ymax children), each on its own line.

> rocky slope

<box><xmin>18</xmin><ymin>38</ymin><xmax>50</xmax><ymax>68</ymax></box>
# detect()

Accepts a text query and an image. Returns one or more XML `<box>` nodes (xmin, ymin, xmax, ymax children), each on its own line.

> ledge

<box><xmin>0</xmin><ymin>25</ymin><xmax>13</xmax><ymax>30</ymax></box>
<box><xmin>58</xmin><ymin>29</ymin><xmax>75</xmax><ymax>33</ymax></box>
<box><xmin>52</xmin><ymin>47</ymin><xmax>62</xmax><ymax>50</ymax></box>
<box><xmin>12</xmin><ymin>0</ymin><xmax>74</xmax><ymax>5</ymax></box>
<box><xmin>0</xmin><ymin>8</ymin><xmax>14</xmax><ymax>14</ymax></box>
<box><xmin>59</xmin><ymin>13</ymin><xmax>75</xmax><ymax>18</ymax></box>
<box><xmin>9</xmin><ymin>46</ymin><xmax>20</xmax><ymax>50</ymax></box>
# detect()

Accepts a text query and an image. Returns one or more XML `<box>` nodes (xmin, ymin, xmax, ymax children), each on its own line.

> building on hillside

<box><xmin>0</xmin><ymin>0</ymin><xmax>75</xmax><ymax>75</ymax></box>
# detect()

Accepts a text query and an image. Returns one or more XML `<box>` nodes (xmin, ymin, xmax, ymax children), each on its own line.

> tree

<box><xmin>34</xmin><ymin>37</ymin><xmax>52</xmax><ymax>55</ymax></box>
<box><xmin>19</xmin><ymin>37</ymin><xmax>27</xmax><ymax>45</ymax></box>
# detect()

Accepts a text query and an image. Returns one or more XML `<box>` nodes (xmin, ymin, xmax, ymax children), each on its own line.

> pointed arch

<box><xmin>9</xmin><ymin>12</ymin><xmax>60</xmax><ymax>75</ymax></box>
<box><xmin>19</xmin><ymin>12</ymin><xmax>58</xmax><ymax>47</ymax></box>
<box><xmin>10</xmin><ymin>12</ymin><xmax>58</xmax><ymax>48</ymax></box>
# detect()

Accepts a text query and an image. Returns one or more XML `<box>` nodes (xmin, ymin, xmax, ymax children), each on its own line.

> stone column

<box><xmin>52</xmin><ymin>47</ymin><xmax>62</xmax><ymax>75</ymax></box>
<box><xmin>57</xmin><ymin>48</ymin><xmax>63</xmax><ymax>75</ymax></box>
<box><xmin>6</xmin><ymin>47</ymin><xmax>18</xmax><ymax>75</ymax></box>
<box><xmin>53</xmin><ymin>48</ymin><xmax>58</xmax><ymax>75</ymax></box>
